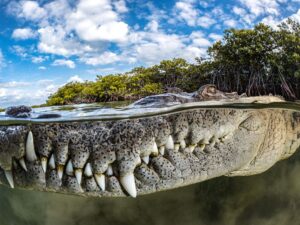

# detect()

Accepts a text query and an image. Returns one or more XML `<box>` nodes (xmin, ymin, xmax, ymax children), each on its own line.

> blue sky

<box><xmin>0</xmin><ymin>0</ymin><xmax>299</xmax><ymax>107</ymax></box>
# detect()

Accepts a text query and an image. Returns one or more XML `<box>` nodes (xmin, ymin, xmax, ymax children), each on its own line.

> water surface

<box><xmin>1</xmin><ymin>100</ymin><xmax>299</xmax><ymax>124</ymax></box>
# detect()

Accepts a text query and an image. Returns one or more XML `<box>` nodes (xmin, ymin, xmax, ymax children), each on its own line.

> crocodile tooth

<box><xmin>159</xmin><ymin>146</ymin><xmax>165</xmax><ymax>155</ymax></box>
<box><xmin>120</xmin><ymin>173</ymin><xmax>137</xmax><ymax>198</ymax></box>
<box><xmin>19</xmin><ymin>158</ymin><xmax>27</xmax><ymax>171</ymax></box>
<box><xmin>66</xmin><ymin>160</ymin><xmax>74</xmax><ymax>176</ymax></box>
<box><xmin>174</xmin><ymin>143</ymin><xmax>180</xmax><ymax>151</ymax></box>
<box><xmin>57</xmin><ymin>165</ymin><xmax>64</xmax><ymax>180</ymax></box>
<box><xmin>75</xmin><ymin>168</ymin><xmax>82</xmax><ymax>184</ymax></box>
<box><xmin>180</xmin><ymin>140</ymin><xmax>186</xmax><ymax>149</ymax></box>
<box><xmin>84</xmin><ymin>163</ymin><xmax>93</xmax><ymax>177</ymax></box>
<box><xmin>142</xmin><ymin>156</ymin><xmax>150</xmax><ymax>164</ymax></box>
<box><xmin>41</xmin><ymin>157</ymin><xmax>47</xmax><ymax>173</ymax></box>
<box><xmin>137</xmin><ymin>157</ymin><xmax>142</xmax><ymax>165</ymax></box>
<box><xmin>106</xmin><ymin>164</ymin><xmax>113</xmax><ymax>176</ymax></box>
<box><xmin>4</xmin><ymin>170</ymin><xmax>14</xmax><ymax>188</ymax></box>
<box><xmin>209</xmin><ymin>136</ymin><xmax>216</xmax><ymax>146</ymax></box>
<box><xmin>151</xmin><ymin>142</ymin><xmax>159</xmax><ymax>156</ymax></box>
<box><xmin>94</xmin><ymin>173</ymin><xmax>105</xmax><ymax>191</ymax></box>
<box><xmin>26</xmin><ymin>131</ymin><xmax>37</xmax><ymax>162</ymax></box>
<box><xmin>220</xmin><ymin>134</ymin><xmax>230</xmax><ymax>142</ymax></box>
<box><xmin>199</xmin><ymin>144</ymin><xmax>206</xmax><ymax>151</ymax></box>
<box><xmin>49</xmin><ymin>154</ymin><xmax>55</xmax><ymax>169</ymax></box>
<box><xmin>222</xmin><ymin>133</ymin><xmax>232</xmax><ymax>141</ymax></box>
<box><xmin>188</xmin><ymin>144</ymin><xmax>196</xmax><ymax>153</ymax></box>
<box><xmin>166</xmin><ymin>135</ymin><xmax>174</xmax><ymax>150</ymax></box>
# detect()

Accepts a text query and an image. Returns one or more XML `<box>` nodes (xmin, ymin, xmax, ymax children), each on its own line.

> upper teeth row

<box><xmin>2</xmin><ymin>128</ymin><xmax>229</xmax><ymax>198</ymax></box>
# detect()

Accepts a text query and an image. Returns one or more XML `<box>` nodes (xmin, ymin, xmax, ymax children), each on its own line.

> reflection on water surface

<box><xmin>0</xmin><ymin>147</ymin><xmax>300</xmax><ymax>225</ymax></box>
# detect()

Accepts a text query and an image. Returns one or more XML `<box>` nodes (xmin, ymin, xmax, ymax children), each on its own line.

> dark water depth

<box><xmin>1</xmin><ymin>147</ymin><xmax>300</xmax><ymax>225</ymax></box>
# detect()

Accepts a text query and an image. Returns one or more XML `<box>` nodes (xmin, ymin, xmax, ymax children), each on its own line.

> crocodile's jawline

<box><xmin>0</xmin><ymin>98</ymin><xmax>299</xmax><ymax>198</ymax></box>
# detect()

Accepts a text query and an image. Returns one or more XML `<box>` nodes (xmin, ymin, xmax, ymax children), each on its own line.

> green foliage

<box><xmin>46</xmin><ymin>19</ymin><xmax>300</xmax><ymax>106</ymax></box>
<box><xmin>207</xmin><ymin>19</ymin><xmax>300</xmax><ymax>98</ymax></box>
<box><xmin>46</xmin><ymin>82</ymin><xmax>93</xmax><ymax>105</ymax></box>
<box><xmin>46</xmin><ymin>59</ymin><xmax>188</xmax><ymax>105</ymax></box>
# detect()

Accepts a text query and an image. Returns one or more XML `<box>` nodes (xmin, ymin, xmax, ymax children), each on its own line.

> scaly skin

<box><xmin>0</xmin><ymin>100</ymin><xmax>299</xmax><ymax>197</ymax></box>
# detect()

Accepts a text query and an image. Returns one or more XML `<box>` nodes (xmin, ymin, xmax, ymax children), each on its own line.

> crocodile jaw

<box><xmin>0</xmin><ymin>108</ymin><xmax>298</xmax><ymax>197</ymax></box>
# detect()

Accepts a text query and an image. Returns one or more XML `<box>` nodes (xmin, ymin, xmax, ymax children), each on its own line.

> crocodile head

<box><xmin>0</xmin><ymin>100</ymin><xmax>299</xmax><ymax>198</ymax></box>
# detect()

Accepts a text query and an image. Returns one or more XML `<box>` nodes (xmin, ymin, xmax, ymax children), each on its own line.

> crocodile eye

<box><xmin>239</xmin><ymin>115</ymin><xmax>263</xmax><ymax>131</ymax></box>
<box><xmin>208</xmin><ymin>86</ymin><xmax>216</xmax><ymax>93</ymax></box>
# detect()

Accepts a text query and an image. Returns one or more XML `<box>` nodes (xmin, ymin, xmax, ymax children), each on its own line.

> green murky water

<box><xmin>0</xmin><ymin>101</ymin><xmax>299</xmax><ymax>225</ymax></box>
<box><xmin>1</xmin><ymin>149</ymin><xmax>300</xmax><ymax>225</ymax></box>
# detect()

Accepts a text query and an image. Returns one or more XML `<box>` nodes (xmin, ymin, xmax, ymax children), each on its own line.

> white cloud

<box><xmin>87</xmin><ymin>67</ymin><xmax>129</xmax><ymax>75</ymax></box>
<box><xmin>135</xmin><ymin>33</ymin><xmax>187</xmax><ymax>63</ymax></box>
<box><xmin>124</xmin><ymin>30</ymin><xmax>207</xmax><ymax>65</ymax></box>
<box><xmin>197</xmin><ymin>16</ymin><xmax>216</xmax><ymax>28</ymax></box>
<box><xmin>44</xmin><ymin>0</ymin><xmax>71</xmax><ymax>18</ymax></box>
<box><xmin>0</xmin><ymin>81</ymin><xmax>30</xmax><ymax>88</ymax></box>
<box><xmin>17</xmin><ymin>1</ymin><xmax>47</xmax><ymax>21</ymax></box>
<box><xmin>233</xmin><ymin>6</ymin><xmax>247</xmax><ymax>15</ymax></box>
<box><xmin>175</xmin><ymin>1</ymin><xmax>198</xmax><ymax>26</ymax></box>
<box><xmin>261</xmin><ymin>16</ymin><xmax>281</xmax><ymax>28</ymax></box>
<box><xmin>68</xmin><ymin>75</ymin><xmax>84</xmax><ymax>83</ymax></box>
<box><xmin>38</xmin><ymin>66</ymin><xmax>46</xmax><ymax>70</ymax></box>
<box><xmin>113</xmin><ymin>0</ymin><xmax>128</xmax><ymax>13</ymax></box>
<box><xmin>52</xmin><ymin>59</ymin><xmax>76</xmax><ymax>69</ymax></box>
<box><xmin>224</xmin><ymin>19</ymin><xmax>238</xmax><ymax>27</ymax></box>
<box><xmin>181</xmin><ymin>46</ymin><xmax>207</xmax><ymax>60</ymax></box>
<box><xmin>37</xmin><ymin>79</ymin><xmax>54</xmax><ymax>86</ymax></box>
<box><xmin>5</xmin><ymin>0</ymin><xmax>214</xmax><ymax>67</ymax></box>
<box><xmin>0</xmin><ymin>88</ymin><xmax>7</xmax><ymax>98</ymax></box>
<box><xmin>10</xmin><ymin>45</ymin><xmax>28</xmax><ymax>58</ymax></box>
<box><xmin>209</xmin><ymin>33</ymin><xmax>223</xmax><ymax>41</ymax></box>
<box><xmin>145</xmin><ymin>20</ymin><xmax>159</xmax><ymax>32</ymax></box>
<box><xmin>6</xmin><ymin>0</ymin><xmax>298</xmax><ymax>71</ymax></box>
<box><xmin>190</xmin><ymin>32</ymin><xmax>211</xmax><ymax>47</ymax></box>
<box><xmin>145</xmin><ymin>2</ymin><xmax>169</xmax><ymax>23</ymax></box>
<box><xmin>290</xmin><ymin>9</ymin><xmax>300</xmax><ymax>22</ymax></box>
<box><xmin>23</xmin><ymin>0</ymin><xmax>130</xmax><ymax>59</ymax></box>
<box><xmin>37</xmin><ymin>26</ymin><xmax>93</xmax><ymax>57</ymax></box>
<box><xmin>32</xmin><ymin>56</ymin><xmax>46</xmax><ymax>64</ymax></box>
<box><xmin>0</xmin><ymin>79</ymin><xmax>61</xmax><ymax>107</ymax></box>
<box><xmin>76</xmin><ymin>21</ymin><xmax>129</xmax><ymax>42</ymax></box>
<box><xmin>239</xmin><ymin>0</ymin><xmax>280</xmax><ymax>17</ymax></box>
<box><xmin>235</xmin><ymin>0</ymin><xmax>295</xmax><ymax>25</ymax></box>
<box><xmin>11</xmin><ymin>46</ymin><xmax>48</xmax><ymax>63</ymax></box>
<box><xmin>12</xmin><ymin>28</ymin><xmax>36</xmax><ymax>40</ymax></box>
<box><xmin>67</xmin><ymin>0</ymin><xmax>129</xmax><ymax>42</ymax></box>
<box><xmin>81</xmin><ymin>51</ymin><xmax>120</xmax><ymax>66</ymax></box>
<box><xmin>261</xmin><ymin>9</ymin><xmax>300</xmax><ymax>29</ymax></box>
<box><xmin>199</xmin><ymin>1</ymin><xmax>210</xmax><ymax>8</ymax></box>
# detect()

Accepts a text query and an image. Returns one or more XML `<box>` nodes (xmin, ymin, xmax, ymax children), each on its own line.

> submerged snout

<box><xmin>0</xmin><ymin>107</ymin><xmax>298</xmax><ymax>198</ymax></box>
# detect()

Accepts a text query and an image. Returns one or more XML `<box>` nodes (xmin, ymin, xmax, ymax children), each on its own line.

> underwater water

<box><xmin>1</xmin><ymin>149</ymin><xmax>300</xmax><ymax>225</ymax></box>
<box><xmin>0</xmin><ymin>100</ymin><xmax>299</xmax><ymax>225</ymax></box>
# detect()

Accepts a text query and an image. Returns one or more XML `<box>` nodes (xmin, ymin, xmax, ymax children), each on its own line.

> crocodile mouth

<box><xmin>0</xmin><ymin>106</ymin><xmax>272</xmax><ymax>198</ymax></box>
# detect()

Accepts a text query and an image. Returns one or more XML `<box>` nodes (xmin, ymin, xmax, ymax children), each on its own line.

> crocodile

<box><xmin>131</xmin><ymin>84</ymin><xmax>241</xmax><ymax>107</ymax></box>
<box><xmin>0</xmin><ymin>85</ymin><xmax>299</xmax><ymax>198</ymax></box>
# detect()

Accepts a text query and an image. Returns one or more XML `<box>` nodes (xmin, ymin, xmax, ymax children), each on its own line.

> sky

<box><xmin>0</xmin><ymin>0</ymin><xmax>299</xmax><ymax>107</ymax></box>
